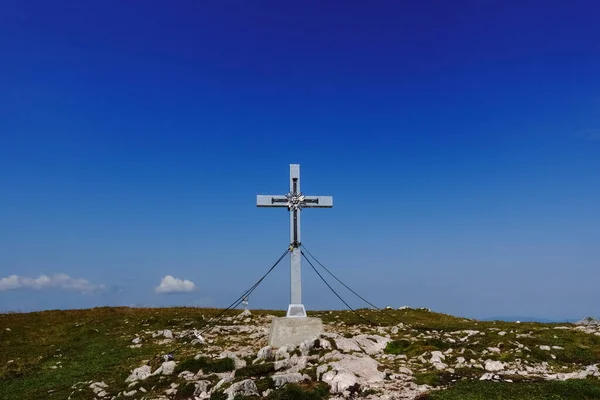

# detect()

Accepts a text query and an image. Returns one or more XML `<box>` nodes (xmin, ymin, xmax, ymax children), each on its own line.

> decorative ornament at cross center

<box><xmin>286</xmin><ymin>192</ymin><xmax>305</xmax><ymax>211</ymax></box>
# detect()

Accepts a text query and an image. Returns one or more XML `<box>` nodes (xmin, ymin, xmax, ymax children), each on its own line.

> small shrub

<box><xmin>176</xmin><ymin>357</ymin><xmax>235</xmax><ymax>374</ymax></box>
<box><xmin>384</xmin><ymin>339</ymin><xmax>411</xmax><ymax>354</ymax></box>
<box><xmin>235</xmin><ymin>362</ymin><xmax>275</xmax><ymax>378</ymax></box>
<box><xmin>210</xmin><ymin>390</ymin><xmax>227</xmax><ymax>400</ymax></box>
<box><xmin>267</xmin><ymin>383</ymin><xmax>330</xmax><ymax>400</ymax></box>
<box><xmin>175</xmin><ymin>382</ymin><xmax>196</xmax><ymax>399</ymax></box>
<box><xmin>255</xmin><ymin>377</ymin><xmax>276</xmax><ymax>393</ymax></box>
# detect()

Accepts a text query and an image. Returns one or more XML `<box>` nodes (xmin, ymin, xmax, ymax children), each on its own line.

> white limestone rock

<box><xmin>353</xmin><ymin>335</ymin><xmax>391</xmax><ymax>355</ymax></box>
<box><xmin>299</xmin><ymin>338</ymin><xmax>316</xmax><ymax>356</ymax></box>
<box><xmin>272</xmin><ymin>372</ymin><xmax>309</xmax><ymax>387</ymax></box>
<box><xmin>480</xmin><ymin>373</ymin><xmax>493</xmax><ymax>381</ymax></box>
<box><xmin>256</xmin><ymin>346</ymin><xmax>274</xmax><ymax>361</ymax></box>
<box><xmin>318</xmin><ymin>338</ymin><xmax>332</xmax><ymax>350</ymax></box>
<box><xmin>90</xmin><ymin>382</ymin><xmax>108</xmax><ymax>395</ymax></box>
<box><xmin>484</xmin><ymin>360</ymin><xmax>505</xmax><ymax>372</ymax></box>
<box><xmin>152</xmin><ymin>361</ymin><xmax>176</xmax><ymax>376</ymax></box>
<box><xmin>125</xmin><ymin>365</ymin><xmax>152</xmax><ymax>383</ymax></box>
<box><xmin>322</xmin><ymin>369</ymin><xmax>360</xmax><ymax>394</ymax></box>
<box><xmin>165</xmin><ymin>382</ymin><xmax>179</xmax><ymax>396</ymax></box>
<box><xmin>274</xmin><ymin>359</ymin><xmax>292</xmax><ymax>371</ymax></box>
<box><xmin>194</xmin><ymin>380</ymin><xmax>211</xmax><ymax>395</ymax></box>
<box><xmin>224</xmin><ymin>379</ymin><xmax>258</xmax><ymax>400</ymax></box>
<box><xmin>430</xmin><ymin>351</ymin><xmax>448</xmax><ymax>370</ymax></box>
<box><xmin>334</xmin><ymin>337</ymin><xmax>362</xmax><ymax>353</ymax></box>
<box><xmin>326</xmin><ymin>353</ymin><xmax>385</xmax><ymax>384</ymax></box>
<box><xmin>275</xmin><ymin>346</ymin><xmax>290</xmax><ymax>360</ymax></box>
<box><xmin>575</xmin><ymin>317</ymin><xmax>600</xmax><ymax>326</ymax></box>
<box><xmin>317</xmin><ymin>364</ymin><xmax>330</xmax><ymax>380</ymax></box>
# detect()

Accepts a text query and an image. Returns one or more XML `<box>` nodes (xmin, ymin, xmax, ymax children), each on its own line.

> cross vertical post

<box><xmin>257</xmin><ymin>164</ymin><xmax>333</xmax><ymax>317</ymax></box>
<box><xmin>289</xmin><ymin>164</ymin><xmax>302</xmax><ymax>311</ymax></box>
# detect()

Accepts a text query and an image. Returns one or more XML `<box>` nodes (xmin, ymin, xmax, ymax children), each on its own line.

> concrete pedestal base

<box><xmin>268</xmin><ymin>317</ymin><xmax>324</xmax><ymax>348</ymax></box>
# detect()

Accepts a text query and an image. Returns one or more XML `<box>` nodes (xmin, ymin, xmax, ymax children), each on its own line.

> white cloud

<box><xmin>0</xmin><ymin>273</ymin><xmax>105</xmax><ymax>293</ymax></box>
<box><xmin>155</xmin><ymin>275</ymin><xmax>197</xmax><ymax>294</ymax></box>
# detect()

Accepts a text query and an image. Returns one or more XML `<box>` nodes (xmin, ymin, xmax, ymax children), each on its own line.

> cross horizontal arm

<box><xmin>302</xmin><ymin>196</ymin><xmax>333</xmax><ymax>208</ymax></box>
<box><xmin>257</xmin><ymin>195</ymin><xmax>288</xmax><ymax>207</ymax></box>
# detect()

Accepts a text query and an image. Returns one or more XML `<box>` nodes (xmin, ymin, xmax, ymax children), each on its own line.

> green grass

<box><xmin>418</xmin><ymin>378</ymin><xmax>600</xmax><ymax>400</ymax></box>
<box><xmin>1</xmin><ymin>306</ymin><xmax>600</xmax><ymax>400</ymax></box>
<box><xmin>384</xmin><ymin>338</ymin><xmax>451</xmax><ymax>358</ymax></box>
<box><xmin>0</xmin><ymin>307</ymin><xmax>218</xmax><ymax>400</ymax></box>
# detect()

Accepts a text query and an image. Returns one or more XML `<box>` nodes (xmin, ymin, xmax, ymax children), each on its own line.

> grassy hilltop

<box><xmin>1</xmin><ymin>307</ymin><xmax>600</xmax><ymax>400</ymax></box>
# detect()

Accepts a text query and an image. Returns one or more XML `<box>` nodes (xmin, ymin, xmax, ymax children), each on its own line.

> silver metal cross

<box><xmin>257</xmin><ymin>164</ymin><xmax>333</xmax><ymax>317</ymax></box>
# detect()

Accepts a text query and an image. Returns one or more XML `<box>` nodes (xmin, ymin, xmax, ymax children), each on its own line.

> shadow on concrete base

<box><xmin>268</xmin><ymin>317</ymin><xmax>324</xmax><ymax>348</ymax></box>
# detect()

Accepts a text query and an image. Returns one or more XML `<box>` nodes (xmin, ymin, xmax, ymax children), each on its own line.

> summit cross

<box><xmin>257</xmin><ymin>164</ymin><xmax>333</xmax><ymax>317</ymax></box>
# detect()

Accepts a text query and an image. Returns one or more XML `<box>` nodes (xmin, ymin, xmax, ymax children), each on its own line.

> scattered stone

<box><xmin>152</xmin><ymin>361</ymin><xmax>176</xmax><ymax>376</ymax></box>
<box><xmin>224</xmin><ymin>379</ymin><xmax>258</xmax><ymax>400</ymax></box>
<box><xmin>322</xmin><ymin>369</ymin><xmax>360</xmax><ymax>394</ymax></box>
<box><xmin>318</xmin><ymin>338</ymin><xmax>332</xmax><ymax>350</ymax></box>
<box><xmin>256</xmin><ymin>346</ymin><xmax>273</xmax><ymax>361</ymax></box>
<box><xmin>484</xmin><ymin>360</ymin><xmax>505</xmax><ymax>372</ymax></box>
<box><xmin>575</xmin><ymin>317</ymin><xmax>600</xmax><ymax>326</ymax></box>
<box><xmin>299</xmin><ymin>338</ymin><xmax>316</xmax><ymax>356</ymax></box>
<box><xmin>275</xmin><ymin>346</ymin><xmax>290</xmax><ymax>360</ymax></box>
<box><xmin>354</xmin><ymin>335</ymin><xmax>391</xmax><ymax>355</ymax></box>
<box><xmin>430</xmin><ymin>351</ymin><xmax>448</xmax><ymax>370</ymax></box>
<box><xmin>90</xmin><ymin>382</ymin><xmax>108</xmax><ymax>397</ymax></box>
<box><xmin>334</xmin><ymin>337</ymin><xmax>362</xmax><ymax>353</ymax></box>
<box><xmin>125</xmin><ymin>365</ymin><xmax>152</xmax><ymax>383</ymax></box>
<box><xmin>480</xmin><ymin>372</ymin><xmax>493</xmax><ymax>381</ymax></box>
<box><xmin>317</xmin><ymin>364</ymin><xmax>330</xmax><ymax>380</ymax></box>
<box><xmin>194</xmin><ymin>380</ymin><xmax>211</xmax><ymax>396</ymax></box>
<box><xmin>272</xmin><ymin>372</ymin><xmax>309</xmax><ymax>387</ymax></box>
<box><xmin>214</xmin><ymin>377</ymin><xmax>233</xmax><ymax>391</ymax></box>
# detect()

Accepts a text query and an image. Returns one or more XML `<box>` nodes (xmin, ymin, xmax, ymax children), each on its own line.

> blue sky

<box><xmin>1</xmin><ymin>1</ymin><xmax>599</xmax><ymax>320</ymax></box>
